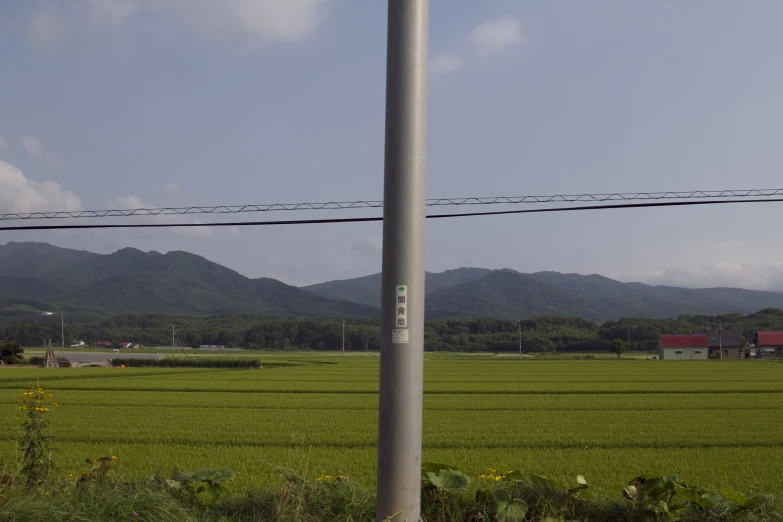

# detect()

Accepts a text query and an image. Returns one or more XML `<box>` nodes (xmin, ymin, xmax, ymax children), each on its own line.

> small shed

<box><xmin>659</xmin><ymin>334</ymin><xmax>709</xmax><ymax>360</ymax></box>
<box><xmin>754</xmin><ymin>332</ymin><xmax>783</xmax><ymax>359</ymax></box>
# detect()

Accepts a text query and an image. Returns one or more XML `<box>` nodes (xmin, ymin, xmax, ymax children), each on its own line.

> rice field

<box><xmin>1</xmin><ymin>356</ymin><xmax>782</xmax><ymax>495</ymax></box>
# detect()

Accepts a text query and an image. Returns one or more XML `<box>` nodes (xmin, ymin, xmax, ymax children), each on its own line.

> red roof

<box><xmin>660</xmin><ymin>334</ymin><xmax>708</xmax><ymax>348</ymax></box>
<box><xmin>756</xmin><ymin>331</ymin><xmax>783</xmax><ymax>346</ymax></box>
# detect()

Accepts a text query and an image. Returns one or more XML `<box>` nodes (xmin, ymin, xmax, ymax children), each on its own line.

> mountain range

<box><xmin>305</xmin><ymin>267</ymin><xmax>783</xmax><ymax>321</ymax></box>
<box><xmin>0</xmin><ymin>242</ymin><xmax>376</xmax><ymax>322</ymax></box>
<box><xmin>2</xmin><ymin>241</ymin><xmax>783</xmax><ymax>323</ymax></box>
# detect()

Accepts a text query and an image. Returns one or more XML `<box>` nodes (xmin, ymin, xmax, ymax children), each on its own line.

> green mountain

<box><xmin>0</xmin><ymin>243</ymin><xmax>378</xmax><ymax>320</ymax></box>
<box><xmin>5</xmin><ymin>241</ymin><xmax>783</xmax><ymax>323</ymax></box>
<box><xmin>526</xmin><ymin>271</ymin><xmax>783</xmax><ymax>319</ymax></box>
<box><xmin>302</xmin><ymin>267</ymin><xmax>493</xmax><ymax>307</ymax></box>
<box><xmin>309</xmin><ymin>269</ymin><xmax>783</xmax><ymax>321</ymax></box>
<box><xmin>425</xmin><ymin>270</ymin><xmax>605</xmax><ymax>320</ymax></box>
<box><xmin>0</xmin><ymin>241</ymin><xmax>99</xmax><ymax>278</ymax></box>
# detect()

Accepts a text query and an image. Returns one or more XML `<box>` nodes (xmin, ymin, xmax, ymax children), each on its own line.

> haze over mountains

<box><xmin>2</xmin><ymin>241</ymin><xmax>783</xmax><ymax>323</ymax></box>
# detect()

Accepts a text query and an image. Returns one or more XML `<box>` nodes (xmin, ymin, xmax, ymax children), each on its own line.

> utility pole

<box><xmin>719</xmin><ymin>321</ymin><xmax>723</xmax><ymax>360</ymax></box>
<box><xmin>376</xmin><ymin>1</ymin><xmax>428</xmax><ymax>520</ymax></box>
<box><xmin>518</xmin><ymin>321</ymin><xmax>522</xmax><ymax>360</ymax></box>
<box><xmin>171</xmin><ymin>324</ymin><xmax>175</xmax><ymax>355</ymax></box>
<box><xmin>342</xmin><ymin>320</ymin><xmax>345</xmax><ymax>360</ymax></box>
<box><xmin>61</xmin><ymin>314</ymin><xmax>64</xmax><ymax>354</ymax></box>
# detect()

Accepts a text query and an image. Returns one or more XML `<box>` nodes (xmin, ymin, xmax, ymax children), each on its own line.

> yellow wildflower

<box><xmin>495</xmin><ymin>476</ymin><xmax>502</xmax><ymax>481</ymax></box>
<box><xmin>111</xmin><ymin>456</ymin><xmax>117</xmax><ymax>460</ymax></box>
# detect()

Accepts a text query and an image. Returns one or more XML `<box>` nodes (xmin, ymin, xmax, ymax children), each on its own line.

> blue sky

<box><xmin>2</xmin><ymin>1</ymin><xmax>783</xmax><ymax>289</ymax></box>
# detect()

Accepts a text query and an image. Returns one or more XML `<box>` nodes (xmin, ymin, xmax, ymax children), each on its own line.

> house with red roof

<box><xmin>659</xmin><ymin>334</ymin><xmax>709</xmax><ymax>360</ymax></box>
<box><xmin>754</xmin><ymin>332</ymin><xmax>783</xmax><ymax>359</ymax></box>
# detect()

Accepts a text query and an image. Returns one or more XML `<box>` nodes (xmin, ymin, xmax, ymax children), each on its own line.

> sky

<box><xmin>2</xmin><ymin>1</ymin><xmax>783</xmax><ymax>290</ymax></box>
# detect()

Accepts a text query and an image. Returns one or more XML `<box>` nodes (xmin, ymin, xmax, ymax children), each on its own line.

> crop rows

<box><xmin>2</xmin><ymin>390</ymin><xmax>782</xmax><ymax>411</ymax></box>
<box><xmin>1</xmin><ymin>358</ymin><xmax>782</xmax><ymax>493</ymax></box>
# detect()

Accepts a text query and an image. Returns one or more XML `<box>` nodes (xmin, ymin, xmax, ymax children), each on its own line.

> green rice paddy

<box><xmin>1</xmin><ymin>356</ymin><xmax>782</xmax><ymax>495</ymax></box>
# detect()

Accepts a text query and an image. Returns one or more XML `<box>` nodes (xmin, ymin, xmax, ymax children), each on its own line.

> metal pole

<box><xmin>61</xmin><ymin>314</ymin><xmax>64</xmax><ymax>354</ymax></box>
<box><xmin>376</xmin><ymin>1</ymin><xmax>428</xmax><ymax>520</ymax></box>
<box><xmin>342</xmin><ymin>320</ymin><xmax>345</xmax><ymax>360</ymax></box>
<box><xmin>518</xmin><ymin>321</ymin><xmax>522</xmax><ymax>360</ymax></box>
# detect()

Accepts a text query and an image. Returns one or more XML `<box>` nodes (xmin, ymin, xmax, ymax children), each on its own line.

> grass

<box><xmin>1</xmin><ymin>357</ymin><xmax>782</xmax><ymax>497</ymax></box>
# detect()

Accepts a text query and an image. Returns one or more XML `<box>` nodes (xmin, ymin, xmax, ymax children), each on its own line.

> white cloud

<box><xmin>431</xmin><ymin>15</ymin><xmax>523</xmax><ymax>79</ymax></box>
<box><xmin>84</xmin><ymin>0</ymin><xmax>140</xmax><ymax>26</ymax></box>
<box><xmin>163</xmin><ymin>0</ymin><xmax>328</xmax><ymax>45</ymax></box>
<box><xmin>28</xmin><ymin>11</ymin><xmax>62</xmax><ymax>52</ymax></box>
<box><xmin>162</xmin><ymin>183</ymin><xmax>181</xmax><ymax>193</ymax></box>
<box><xmin>108</xmin><ymin>195</ymin><xmax>214</xmax><ymax>238</ymax></box>
<box><xmin>182</xmin><ymin>219</ymin><xmax>214</xmax><ymax>238</ymax></box>
<box><xmin>430</xmin><ymin>53</ymin><xmax>463</xmax><ymax>76</ymax></box>
<box><xmin>643</xmin><ymin>262</ymin><xmax>783</xmax><ymax>291</ymax></box>
<box><xmin>0</xmin><ymin>159</ymin><xmax>81</xmax><ymax>214</ymax></box>
<box><xmin>61</xmin><ymin>0</ymin><xmax>327</xmax><ymax>47</ymax></box>
<box><xmin>351</xmin><ymin>236</ymin><xmax>382</xmax><ymax>258</ymax></box>
<box><xmin>22</xmin><ymin>136</ymin><xmax>42</xmax><ymax>158</ymax></box>
<box><xmin>21</xmin><ymin>137</ymin><xmax>55</xmax><ymax>163</ymax></box>
<box><xmin>469</xmin><ymin>15</ymin><xmax>524</xmax><ymax>55</ymax></box>
<box><xmin>0</xmin><ymin>135</ymin><xmax>7</xmax><ymax>149</ymax></box>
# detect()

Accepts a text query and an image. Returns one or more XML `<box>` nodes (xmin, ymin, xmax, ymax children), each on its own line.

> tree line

<box><xmin>3</xmin><ymin>309</ymin><xmax>783</xmax><ymax>353</ymax></box>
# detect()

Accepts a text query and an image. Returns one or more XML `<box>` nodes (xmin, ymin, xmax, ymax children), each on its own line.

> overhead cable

<box><xmin>2</xmin><ymin>188</ymin><xmax>783</xmax><ymax>221</ymax></box>
<box><xmin>1</xmin><ymin>197</ymin><xmax>782</xmax><ymax>232</ymax></box>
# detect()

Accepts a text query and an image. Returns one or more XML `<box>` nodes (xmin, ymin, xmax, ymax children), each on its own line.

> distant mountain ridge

<box><xmin>306</xmin><ymin>267</ymin><xmax>783</xmax><ymax>321</ymax></box>
<box><xmin>302</xmin><ymin>267</ymin><xmax>492</xmax><ymax>307</ymax></box>
<box><xmin>0</xmin><ymin>242</ymin><xmax>377</xmax><ymax>321</ymax></box>
<box><xmin>3</xmin><ymin>241</ymin><xmax>783</xmax><ymax>323</ymax></box>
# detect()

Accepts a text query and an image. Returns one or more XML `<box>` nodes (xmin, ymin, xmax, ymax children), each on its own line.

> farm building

<box><xmin>754</xmin><ymin>332</ymin><xmax>783</xmax><ymax>359</ymax></box>
<box><xmin>694</xmin><ymin>329</ymin><xmax>743</xmax><ymax>359</ymax></box>
<box><xmin>659</xmin><ymin>334</ymin><xmax>708</xmax><ymax>360</ymax></box>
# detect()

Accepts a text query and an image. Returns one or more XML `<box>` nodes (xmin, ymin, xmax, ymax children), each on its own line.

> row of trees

<box><xmin>3</xmin><ymin>309</ymin><xmax>782</xmax><ymax>353</ymax></box>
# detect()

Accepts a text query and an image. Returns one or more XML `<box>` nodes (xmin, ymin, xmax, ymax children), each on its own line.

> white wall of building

<box><xmin>661</xmin><ymin>347</ymin><xmax>708</xmax><ymax>360</ymax></box>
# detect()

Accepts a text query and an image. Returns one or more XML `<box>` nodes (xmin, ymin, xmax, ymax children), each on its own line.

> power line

<box><xmin>2</xmin><ymin>188</ymin><xmax>783</xmax><ymax>221</ymax></box>
<box><xmin>2</xmin><ymin>197</ymin><xmax>782</xmax><ymax>232</ymax></box>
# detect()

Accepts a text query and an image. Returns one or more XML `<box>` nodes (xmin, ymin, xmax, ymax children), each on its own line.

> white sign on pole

<box><xmin>392</xmin><ymin>329</ymin><xmax>409</xmax><ymax>344</ymax></box>
<box><xmin>393</xmin><ymin>285</ymin><xmax>409</xmax><ymax>341</ymax></box>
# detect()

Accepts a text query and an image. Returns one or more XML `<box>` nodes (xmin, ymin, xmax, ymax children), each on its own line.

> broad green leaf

<box><xmin>530</xmin><ymin>473</ymin><xmax>562</xmax><ymax>489</ymax></box>
<box><xmin>623</xmin><ymin>485</ymin><xmax>638</xmax><ymax>501</ymax></box>
<box><xmin>501</xmin><ymin>470</ymin><xmax>525</xmax><ymax>483</ymax></box>
<box><xmin>700</xmin><ymin>492</ymin><xmax>723</xmax><ymax>509</ymax></box>
<box><xmin>576</xmin><ymin>487</ymin><xmax>595</xmax><ymax>499</ymax></box>
<box><xmin>425</xmin><ymin>469</ymin><xmax>470</xmax><ymax>492</ymax></box>
<box><xmin>492</xmin><ymin>490</ymin><xmax>528</xmax><ymax>522</ymax></box>
<box><xmin>421</xmin><ymin>462</ymin><xmax>456</xmax><ymax>475</ymax></box>
<box><xmin>576</xmin><ymin>475</ymin><xmax>587</xmax><ymax>485</ymax></box>
<box><xmin>720</xmin><ymin>487</ymin><xmax>749</xmax><ymax>507</ymax></box>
